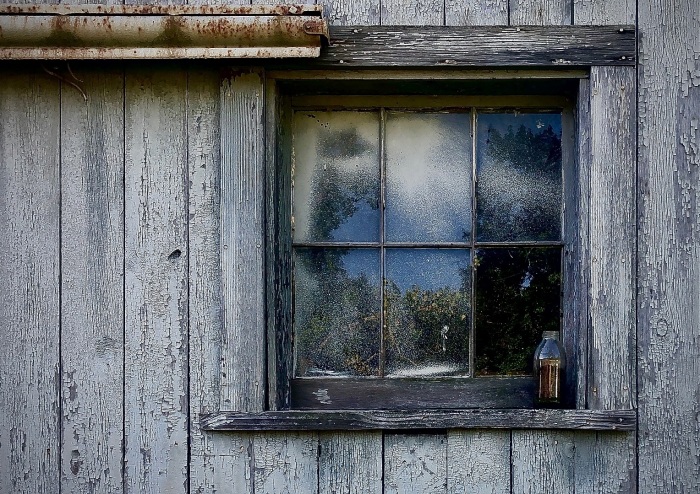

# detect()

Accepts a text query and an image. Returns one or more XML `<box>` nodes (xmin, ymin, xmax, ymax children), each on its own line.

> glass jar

<box><xmin>533</xmin><ymin>330</ymin><xmax>566</xmax><ymax>407</ymax></box>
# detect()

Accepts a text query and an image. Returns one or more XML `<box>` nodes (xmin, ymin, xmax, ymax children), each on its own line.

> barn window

<box><xmin>201</xmin><ymin>27</ymin><xmax>638</xmax><ymax>430</ymax></box>
<box><xmin>289</xmin><ymin>101</ymin><xmax>566</xmax><ymax>409</ymax></box>
<box><xmin>246</xmin><ymin>86</ymin><xmax>580</xmax><ymax>411</ymax></box>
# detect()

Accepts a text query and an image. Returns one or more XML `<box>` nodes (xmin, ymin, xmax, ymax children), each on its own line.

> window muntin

<box><xmin>290</xmin><ymin>100</ymin><xmax>565</xmax><ymax>404</ymax></box>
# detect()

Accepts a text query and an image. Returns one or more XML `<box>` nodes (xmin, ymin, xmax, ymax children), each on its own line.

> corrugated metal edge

<box><xmin>0</xmin><ymin>46</ymin><xmax>321</xmax><ymax>60</ymax></box>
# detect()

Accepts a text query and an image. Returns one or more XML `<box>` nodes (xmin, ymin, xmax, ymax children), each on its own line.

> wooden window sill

<box><xmin>200</xmin><ymin>409</ymin><xmax>635</xmax><ymax>432</ymax></box>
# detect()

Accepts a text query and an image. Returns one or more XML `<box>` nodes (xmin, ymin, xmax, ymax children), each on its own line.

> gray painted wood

<box><xmin>219</xmin><ymin>70</ymin><xmax>266</xmax><ymax>413</ymax></box>
<box><xmin>573</xmin><ymin>0</ymin><xmax>634</xmax><ymax>25</ymax></box>
<box><xmin>381</xmin><ymin>0</ymin><xmax>444</xmax><ymax>26</ymax></box>
<box><xmin>187</xmin><ymin>67</ymin><xmax>222</xmax><ymax>457</ymax></box>
<box><xmin>124</xmin><ymin>66</ymin><xmax>188</xmax><ymax>494</ymax></box>
<box><xmin>253</xmin><ymin>433</ymin><xmax>319</xmax><ymax>494</ymax></box>
<box><xmin>319</xmin><ymin>432</ymin><xmax>383</xmax><ymax>494</ymax></box>
<box><xmin>325</xmin><ymin>0</ymin><xmax>380</xmax><ymax>25</ymax></box>
<box><xmin>309</xmin><ymin>26</ymin><xmax>635</xmax><ymax>68</ymax></box>
<box><xmin>588</xmin><ymin>66</ymin><xmax>636</xmax><ymax>410</ymax></box>
<box><xmin>0</xmin><ymin>70</ymin><xmax>60</xmax><ymax>494</ymax></box>
<box><xmin>446</xmin><ymin>430</ymin><xmax>510</xmax><ymax>494</ymax></box>
<box><xmin>384</xmin><ymin>434</ymin><xmax>447</xmax><ymax>494</ymax></box>
<box><xmin>573</xmin><ymin>78</ymin><xmax>591</xmax><ymax>409</ymax></box>
<box><xmin>511</xmin><ymin>431</ymin><xmax>575</xmax><ymax>493</ymax></box>
<box><xmin>574</xmin><ymin>432</ymin><xmax>635</xmax><ymax>494</ymax></box>
<box><xmin>60</xmin><ymin>67</ymin><xmax>124</xmax><ymax>494</ymax></box>
<box><xmin>445</xmin><ymin>0</ymin><xmax>508</xmax><ymax>26</ymax></box>
<box><xmin>638</xmin><ymin>0</ymin><xmax>700</xmax><ymax>492</ymax></box>
<box><xmin>509</xmin><ymin>0</ymin><xmax>572</xmax><ymax>25</ymax></box>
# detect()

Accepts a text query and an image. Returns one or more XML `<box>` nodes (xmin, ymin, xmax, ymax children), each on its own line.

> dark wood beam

<box><xmin>305</xmin><ymin>25</ymin><xmax>635</xmax><ymax>68</ymax></box>
<box><xmin>201</xmin><ymin>408</ymin><xmax>636</xmax><ymax>431</ymax></box>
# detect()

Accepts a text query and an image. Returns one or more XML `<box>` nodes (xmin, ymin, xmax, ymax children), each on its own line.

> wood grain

<box><xmin>511</xmin><ymin>431</ymin><xmax>575</xmax><ymax>493</ymax></box>
<box><xmin>306</xmin><ymin>26</ymin><xmax>635</xmax><ymax>68</ymax></box>
<box><xmin>446</xmin><ymin>430</ymin><xmax>510</xmax><ymax>494</ymax></box>
<box><xmin>291</xmin><ymin>376</ymin><xmax>535</xmax><ymax>409</ymax></box>
<box><xmin>0</xmin><ymin>70</ymin><xmax>60</xmax><ymax>494</ymax></box>
<box><xmin>60</xmin><ymin>66</ymin><xmax>124</xmax><ymax>494</ymax></box>
<box><xmin>219</xmin><ymin>70</ymin><xmax>267</xmax><ymax>413</ymax></box>
<box><xmin>385</xmin><ymin>434</ymin><xmax>447</xmax><ymax>494</ymax></box>
<box><xmin>445</xmin><ymin>0</ymin><xmax>508</xmax><ymax>26</ymax></box>
<box><xmin>574</xmin><ymin>432</ymin><xmax>635</xmax><ymax>493</ymax></box>
<box><xmin>510</xmin><ymin>0</ymin><xmax>572</xmax><ymax>25</ymax></box>
<box><xmin>381</xmin><ymin>0</ymin><xmax>444</xmax><ymax>25</ymax></box>
<box><xmin>638</xmin><ymin>0</ymin><xmax>700</xmax><ymax>492</ymax></box>
<box><xmin>588</xmin><ymin>66</ymin><xmax>636</xmax><ymax>410</ymax></box>
<box><xmin>253</xmin><ymin>433</ymin><xmax>319</xmax><ymax>494</ymax></box>
<box><xmin>124</xmin><ymin>66</ymin><xmax>188</xmax><ymax>494</ymax></box>
<box><xmin>319</xmin><ymin>432</ymin><xmax>383</xmax><ymax>494</ymax></box>
<box><xmin>201</xmin><ymin>409</ymin><xmax>636</xmax><ymax>431</ymax></box>
<box><xmin>324</xmin><ymin>0</ymin><xmax>380</xmax><ymax>25</ymax></box>
<box><xmin>573</xmin><ymin>0</ymin><xmax>635</xmax><ymax>25</ymax></box>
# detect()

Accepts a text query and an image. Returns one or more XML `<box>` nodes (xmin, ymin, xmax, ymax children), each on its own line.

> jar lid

<box><xmin>542</xmin><ymin>330</ymin><xmax>560</xmax><ymax>339</ymax></box>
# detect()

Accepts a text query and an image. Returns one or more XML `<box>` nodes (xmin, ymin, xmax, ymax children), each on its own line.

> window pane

<box><xmin>476</xmin><ymin>112</ymin><xmax>562</xmax><ymax>242</ymax></box>
<box><xmin>474</xmin><ymin>247</ymin><xmax>561</xmax><ymax>376</ymax></box>
<box><xmin>385</xmin><ymin>249</ymin><xmax>471</xmax><ymax>377</ymax></box>
<box><xmin>385</xmin><ymin>112</ymin><xmax>473</xmax><ymax>243</ymax></box>
<box><xmin>294</xmin><ymin>248</ymin><xmax>381</xmax><ymax>377</ymax></box>
<box><xmin>293</xmin><ymin>111</ymin><xmax>381</xmax><ymax>243</ymax></box>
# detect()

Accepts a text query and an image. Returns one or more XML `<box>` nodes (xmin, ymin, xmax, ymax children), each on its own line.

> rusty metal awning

<box><xmin>0</xmin><ymin>4</ymin><xmax>328</xmax><ymax>59</ymax></box>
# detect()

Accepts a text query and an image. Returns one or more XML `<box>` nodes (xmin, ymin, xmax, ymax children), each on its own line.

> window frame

<box><xmin>202</xmin><ymin>64</ymin><xmax>636</xmax><ymax>432</ymax></box>
<box><xmin>268</xmin><ymin>83</ymin><xmax>580</xmax><ymax>411</ymax></box>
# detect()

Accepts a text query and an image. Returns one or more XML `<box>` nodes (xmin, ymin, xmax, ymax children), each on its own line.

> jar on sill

<box><xmin>533</xmin><ymin>330</ymin><xmax>566</xmax><ymax>408</ymax></box>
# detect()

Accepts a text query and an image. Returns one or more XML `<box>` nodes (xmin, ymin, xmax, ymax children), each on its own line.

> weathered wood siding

<box><xmin>0</xmin><ymin>0</ymin><xmax>697</xmax><ymax>493</ymax></box>
<box><xmin>638</xmin><ymin>0</ymin><xmax>700</xmax><ymax>492</ymax></box>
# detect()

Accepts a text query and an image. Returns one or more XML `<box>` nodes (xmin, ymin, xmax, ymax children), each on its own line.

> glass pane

<box><xmin>476</xmin><ymin>112</ymin><xmax>562</xmax><ymax>242</ymax></box>
<box><xmin>474</xmin><ymin>247</ymin><xmax>561</xmax><ymax>376</ymax></box>
<box><xmin>294</xmin><ymin>248</ymin><xmax>381</xmax><ymax>377</ymax></box>
<box><xmin>293</xmin><ymin>111</ymin><xmax>381</xmax><ymax>243</ymax></box>
<box><xmin>385</xmin><ymin>249</ymin><xmax>471</xmax><ymax>377</ymax></box>
<box><xmin>385</xmin><ymin>112</ymin><xmax>473</xmax><ymax>243</ymax></box>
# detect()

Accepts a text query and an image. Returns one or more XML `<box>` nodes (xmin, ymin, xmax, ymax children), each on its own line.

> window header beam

<box><xmin>274</xmin><ymin>25</ymin><xmax>635</xmax><ymax>69</ymax></box>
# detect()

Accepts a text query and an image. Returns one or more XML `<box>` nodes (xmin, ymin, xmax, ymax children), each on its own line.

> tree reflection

<box><xmin>477</xmin><ymin>117</ymin><xmax>562</xmax><ymax>242</ymax></box>
<box><xmin>474</xmin><ymin>248</ymin><xmax>561</xmax><ymax>376</ymax></box>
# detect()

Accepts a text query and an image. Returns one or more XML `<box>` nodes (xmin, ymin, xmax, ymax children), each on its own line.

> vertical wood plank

<box><xmin>124</xmin><ymin>66</ymin><xmax>188</xmax><ymax>494</ymax></box>
<box><xmin>60</xmin><ymin>67</ymin><xmax>125</xmax><ymax>494</ymax></box>
<box><xmin>509</xmin><ymin>0</ymin><xmax>572</xmax><ymax>25</ymax></box>
<box><xmin>571</xmin><ymin>78</ymin><xmax>591</xmax><ymax>410</ymax></box>
<box><xmin>445</xmin><ymin>0</ymin><xmax>508</xmax><ymax>26</ymax></box>
<box><xmin>446</xmin><ymin>430</ymin><xmax>510</xmax><ymax>494</ymax></box>
<box><xmin>319</xmin><ymin>432</ymin><xmax>383</xmax><ymax>494</ymax></box>
<box><xmin>219</xmin><ymin>70</ymin><xmax>266</xmax><ymax>413</ymax></box>
<box><xmin>384</xmin><ymin>434</ymin><xmax>447</xmax><ymax>494</ymax></box>
<box><xmin>190</xmin><ymin>436</ymin><xmax>254</xmax><ymax>494</ymax></box>
<box><xmin>573</xmin><ymin>0</ymin><xmax>634</xmax><ymax>25</ymax></box>
<box><xmin>381</xmin><ymin>0</ymin><xmax>444</xmax><ymax>26</ymax></box>
<box><xmin>253</xmin><ymin>433</ymin><xmax>319</xmax><ymax>494</ymax></box>
<box><xmin>0</xmin><ymin>70</ymin><xmax>60</xmax><ymax>494</ymax></box>
<box><xmin>588</xmin><ymin>66</ymin><xmax>636</xmax><ymax>410</ymax></box>
<box><xmin>324</xmin><ymin>0</ymin><xmax>381</xmax><ymax>25</ymax></box>
<box><xmin>638</xmin><ymin>0</ymin><xmax>700</xmax><ymax>492</ymax></box>
<box><xmin>574</xmin><ymin>432</ymin><xmax>635</xmax><ymax>494</ymax></box>
<box><xmin>511</xmin><ymin>431</ymin><xmax>574</xmax><ymax>494</ymax></box>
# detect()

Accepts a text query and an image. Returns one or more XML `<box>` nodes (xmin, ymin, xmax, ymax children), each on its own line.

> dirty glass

<box><xmin>473</xmin><ymin>247</ymin><xmax>562</xmax><ymax>376</ymax></box>
<box><xmin>476</xmin><ymin>112</ymin><xmax>562</xmax><ymax>242</ymax></box>
<box><xmin>294</xmin><ymin>248</ymin><xmax>381</xmax><ymax>377</ymax></box>
<box><xmin>385</xmin><ymin>112</ymin><xmax>473</xmax><ymax>243</ymax></box>
<box><xmin>384</xmin><ymin>248</ymin><xmax>471</xmax><ymax>377</ymax></box>
<box><xmin>293</xmin><ymin>111</ymin><xmax>381</xmax><ymax>243</ymax></box>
